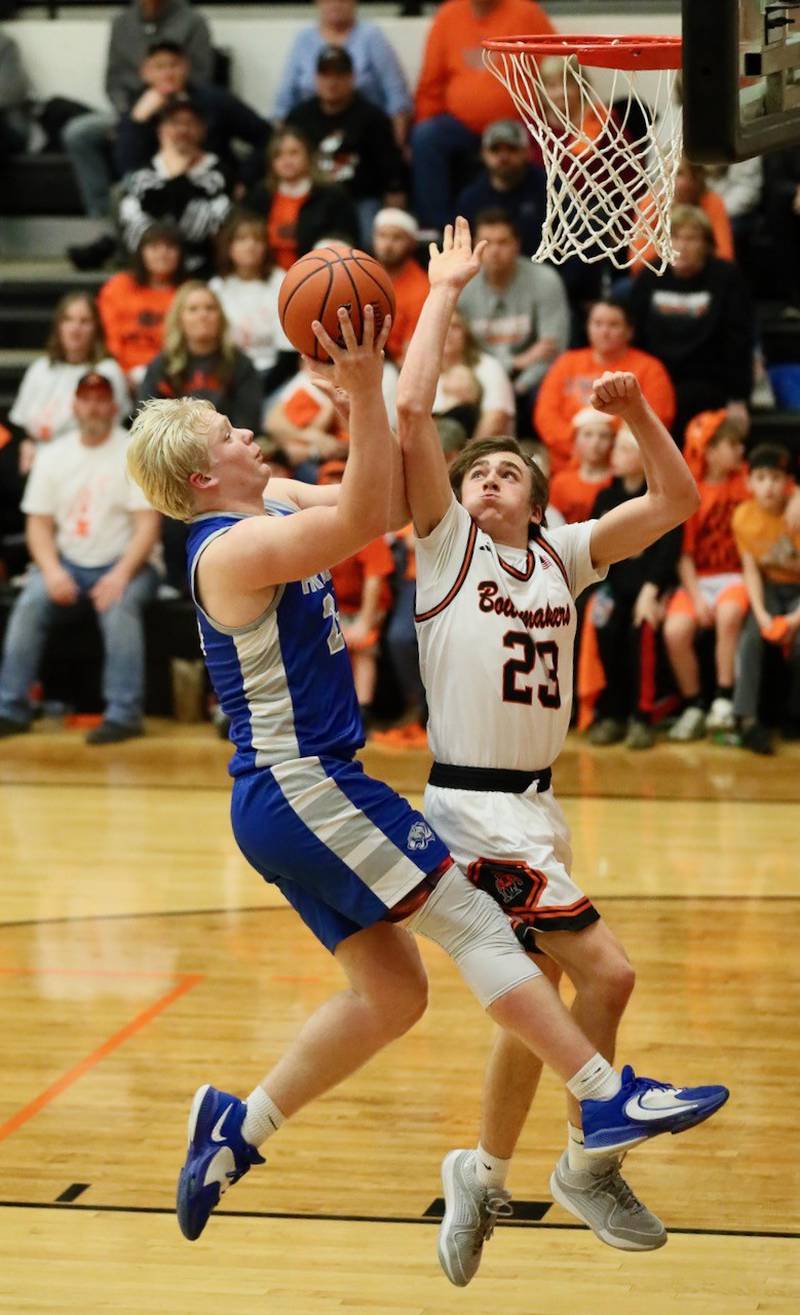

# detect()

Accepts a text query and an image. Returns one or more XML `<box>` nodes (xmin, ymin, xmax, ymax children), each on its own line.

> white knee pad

<box><xmin>407</xmin><ymin>866</ymin><xmax>540</xmax><ymax>1008</ymax></box>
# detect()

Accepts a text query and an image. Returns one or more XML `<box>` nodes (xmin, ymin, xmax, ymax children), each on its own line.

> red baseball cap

<box><xmin>75</xmin><ymin>371</ymin><xmax>114</xmax><ymax>398</ymax></box>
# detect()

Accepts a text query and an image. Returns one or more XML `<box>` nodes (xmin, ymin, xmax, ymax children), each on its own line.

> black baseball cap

<box><xmin>316</xmin><ymin>44</ymin><xmax>353</xmax><ymax>75</ymax></box>
<box><xmin>157</xmin><ymin>93</ymin><xmax>206</xmax><ymax>125</ymax></box>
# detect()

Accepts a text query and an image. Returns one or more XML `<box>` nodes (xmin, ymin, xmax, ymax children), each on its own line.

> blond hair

<box><xmin>161</xmin><ymin>281</ymin><xmax>237</xmax><ymax>392</ymax></box>
<box><xmin>127</xmin><ymin>396</ymin><xmax>217</xmax><ymax>521</ymax></box>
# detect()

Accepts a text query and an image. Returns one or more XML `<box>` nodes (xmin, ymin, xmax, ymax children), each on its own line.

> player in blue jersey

<box><xmin>127</xmin><ymin>301</ymin><xmax>728</xmax><ymax>1250</ymax></box>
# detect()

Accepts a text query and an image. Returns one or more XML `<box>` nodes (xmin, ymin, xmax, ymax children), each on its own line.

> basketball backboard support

<box><xmin>683</xmin><ymin>0</ymin><xmax>800</xmax><ymax>161</ymax></box>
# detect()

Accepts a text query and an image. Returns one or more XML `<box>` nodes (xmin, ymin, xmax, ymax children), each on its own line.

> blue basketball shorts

<box><xmin>231</xmin><ymin>754</ymin><xmax>452</xmax><ymax>952</ymax></box>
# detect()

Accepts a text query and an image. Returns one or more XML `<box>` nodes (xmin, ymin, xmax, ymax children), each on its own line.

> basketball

<box><xmin>278</xmin><ymin>247</ymin><xmax>396</xmax><ymax>361</ymax></box>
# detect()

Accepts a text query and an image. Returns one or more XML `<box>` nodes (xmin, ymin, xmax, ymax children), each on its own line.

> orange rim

<box><xmin>482</xmin><ymin>34</ymin><xmax>682</xmax><ymax>71</ymax></box>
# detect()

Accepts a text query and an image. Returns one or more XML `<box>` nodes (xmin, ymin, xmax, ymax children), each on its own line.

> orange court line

<box><xmin>0</xmin><ymin>972</ymin><xmax>204</xmax><ymax>1144</ymax></box>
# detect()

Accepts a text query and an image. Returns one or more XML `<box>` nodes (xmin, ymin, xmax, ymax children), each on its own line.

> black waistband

<box><xmin>428</xmin><ymin>763</ymin><xmax>552</xmax><ymax>794</ymax></box>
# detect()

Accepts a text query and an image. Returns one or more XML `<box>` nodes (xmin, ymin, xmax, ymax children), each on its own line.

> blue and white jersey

<box><xmin>186</xmin><ymin>498</ymin><xmax>363</xmax><ymax>776</ymax></box>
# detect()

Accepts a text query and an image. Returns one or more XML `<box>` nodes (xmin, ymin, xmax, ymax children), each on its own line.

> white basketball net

<box><xmin>483</xmin><ymin>47</ymin><xmax>682</xmax><ymax>272</ymax></box>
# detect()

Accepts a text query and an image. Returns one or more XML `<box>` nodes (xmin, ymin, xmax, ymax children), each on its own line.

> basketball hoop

<box><xmin>482</xmin><ymin>35</ymin><xmax>683</xmax><ymax>273</ymax></box>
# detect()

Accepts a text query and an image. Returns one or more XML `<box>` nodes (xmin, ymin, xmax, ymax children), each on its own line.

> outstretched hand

<box><xmin>589</xmin><ymin>371</ymin><xmax>645</xmax><ymax>419</ymax></box>
<box><xmin>428</xmin><ymin>215</ymin><xmax>487</xmax><ymax>292</ymax></box>
<box><xmin>306</xmin><ymin>303</ymin><xmax>391</xmax><ymax>396</ymax></box>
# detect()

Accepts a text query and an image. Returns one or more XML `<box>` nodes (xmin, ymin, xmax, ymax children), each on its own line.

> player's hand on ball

<box><xmin>306</xmin><ymin>364</ymin><xmax>351</xmax><ymax>426</ymax></box>
<box><xmin>428</xmin><ymin>215</ymin><xmax>487</xmax><ymax>291</ymax></box>
<box><xmin>310</xmin><ymin>303</ymin><xmax>391</xmax><ymax>395</ymax></box>
<box><xmin>589</xmin><ymin>371</ymin><xmax>644</xmax><ymax>418</ymax></box>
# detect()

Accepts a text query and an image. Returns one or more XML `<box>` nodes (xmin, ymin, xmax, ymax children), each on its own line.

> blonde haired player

<box><xmin>397</xmin><ymin>218</ymin><xmax>725</xmax><ymax>1283</ymax></box>
<box><xmin>127</xmin><ymin>298</ymin><xmax>727</xmax><ymax>1255</ymax></box>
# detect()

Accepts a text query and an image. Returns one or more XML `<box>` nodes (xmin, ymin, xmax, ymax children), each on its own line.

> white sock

<box><xmin>566</xmin><ymin>1122</ymin><xmax>617</xmax><ymax>1174</ymax></box>
<box><xmin>566</xmin><ymin>1053</ymin><xmax>621</xmax><ymax>1104</ymax></box>
<box><xmin>474</xmin><ymin>1144</ymin><xmax>512</xmax><ymax>1190</ymax></box>
<box><xmin>241</xmin><ymin>1086</ymin><xmax>285</xmax><ymax>1149</ymax></box>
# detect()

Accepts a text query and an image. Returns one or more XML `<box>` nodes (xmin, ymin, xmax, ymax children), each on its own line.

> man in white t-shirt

<box><xmin>0</xmin><ymin>372</ymin><xmax>161</xmax><ymax>744</ymax></box>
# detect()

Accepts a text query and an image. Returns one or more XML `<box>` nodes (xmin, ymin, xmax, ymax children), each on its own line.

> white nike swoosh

<box><xmin>210</xmin><ymin>1104</ymin><xmax>234</xmax><ymax>1142</ymax></box>
<box><xmin>624</xmin><ymin>1093</ymin><xmax>702</xmax><ymax>1122</ymax></box>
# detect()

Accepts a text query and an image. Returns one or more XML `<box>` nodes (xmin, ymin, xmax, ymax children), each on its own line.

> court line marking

<box><xmin>0</xmin><ymin>972</ymin><xmax>203</xmax><ymax>1145</ymax></box>
<box><xmin>2</xmin><ymin>893</ymin><xmax>800</xmax><ymax>932</ymax></box>
<box><xmin>0</xmin><ymin>1199</ymin><xmax>797</xmax><ymax>1240</ymax></box>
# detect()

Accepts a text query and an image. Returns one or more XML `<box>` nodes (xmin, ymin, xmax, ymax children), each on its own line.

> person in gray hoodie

<box><xmin>64</xmin><ymin>0</ymin><xmax>213</xmax><ymax>245</ymax></box>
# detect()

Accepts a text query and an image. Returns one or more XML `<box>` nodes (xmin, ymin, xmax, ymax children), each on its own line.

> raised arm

<box><xmin>588</xmin><ymin>373</ymin><xmax>701</xmax><ymax>570</ymax></box>
<box><xmin>396</xmin><ymin>217</ymin><xmax>486</xmax><ymax>536</ymax></box>
<box><xmin>204</xmin><ymin>307</ymin><xmax>396</xmax><ymax>593</ymax></box>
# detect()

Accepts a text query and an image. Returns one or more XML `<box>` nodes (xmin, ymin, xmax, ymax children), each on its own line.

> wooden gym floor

<box><xmin>0</xmin><ymin>724</ymin><xmax>798</xmax><ymax>1314</ymax></box>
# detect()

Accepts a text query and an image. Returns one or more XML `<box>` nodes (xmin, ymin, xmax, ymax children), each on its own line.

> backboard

<box><xmin>683</xmin><ymin>0</ymin><xmax>800</xmax><ymax>161</ymax></box>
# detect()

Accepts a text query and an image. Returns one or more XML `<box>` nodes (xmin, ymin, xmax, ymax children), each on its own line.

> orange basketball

<box><xmin>278</xmin><ymin>247</ymin><xmax>396</xmax><ymax>361</ymax></box>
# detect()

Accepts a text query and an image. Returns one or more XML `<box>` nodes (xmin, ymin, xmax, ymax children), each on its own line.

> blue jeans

<box><xmin>62</xmin><ymin>110</ymin><xmax>117</xmax><ymax>218</ymax></box>
<box><xmin>0</xmin><ymin>560</ymin><xmax>159</xmax><ymax>725</ymax></box>
<box><xmin>386</xmin><ymin>577</ymin><xmax>425</xmax><ymax>716</ymax></box>
<box><xmin>411</xmin><ymin>114</ymin><xmax>481</xmax><ymax>231</ymax></box>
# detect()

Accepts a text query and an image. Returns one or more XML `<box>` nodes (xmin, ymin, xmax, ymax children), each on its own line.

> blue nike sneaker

<box><xmin>581</xmin><ymin>1065</ymin><xmax>729</xmax><ymax>1155</ymax></box>
<box><xmin>176</xmin><ymin>1084</ymin><xmax>265</xmax><ymax>1240</ymax></box>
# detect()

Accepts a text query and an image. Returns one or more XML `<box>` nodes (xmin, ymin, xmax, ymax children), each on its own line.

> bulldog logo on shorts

<box><xmin>407</xmin><ymin>820</ymin><xmax>434</xmax><ymax>851</ymax></box>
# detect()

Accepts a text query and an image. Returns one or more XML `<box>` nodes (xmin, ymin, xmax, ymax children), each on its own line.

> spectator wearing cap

<box><xmin>286</xmin><ymin>44</ymin><xmax>408</xmax><ymax>246</ymax></box>
<box><xmin>453</xmin><ymin>119</ymin><xmax>546</xmax><ymax>256</ymax></box>
<box><xmin>115</xmin><ymin>41</ymin><xmax>270</xmax><ymax>186</ymax></box>
<box><xmin>412</xmin><ymin>0</ymin><xmax>555</xmax><ymax>231</ymax></box>
<box><xmin>0</xmin><ymin>372</ymin><xmax>161</xmax><ymax>746</ymax></box>
<box><xmin>273</xmin><ymin>1</ymin><xmax>412</xmax><ymax>150</ymax></box>
<box><xmin>372</xmin><ymin>208</ymin><xmax>428</xmax><ymax>364</ymax></box>
<box><xmin>118</xmin><ymin>95</ymin><xmax>233</xmax><ymax>276</ymax></box>
<box><xmin>457</xmin><ymin>208</ymin><xmax>570</xmax><ymax>434</ymax></box>
<box><xmin>63</xmin><ymin>0</ymin><xmax>213</xmax><ymax>244</ymax></box>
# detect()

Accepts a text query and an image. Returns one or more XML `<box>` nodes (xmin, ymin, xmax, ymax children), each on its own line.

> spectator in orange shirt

<box><xmin>372</xmin><ymin>208</ymin><xmax>428</xmax><ymax>364</ymax></box>
<box><xmin>534</xmin><ymin>299</ymin><xmax>676</xmax><ymax>474</ymax></box>
<box><xmin>411</xmin><ymin>0</ymin><xmax>554</xmax><ymax>230</ymax></box>
<box><xmin>631</xmin><ymin>156</ymin><xmax>735</xmax><ymax>272</ymax></box>
<box><xmin>549</xmin><ymin>407</ymin><xmax>614</xmax><ymax>524</ymax></box>
<box><xmin>732</xmin><ymin>443</ymin><xmax>800</xmax><ymax>753</ymax></box>
<box><xmin>317</xmin><ymin>456</ymin><xmax>395</xmax><ymax>727</ymax></box>
<box><xmin>664</xmin><ymin>411</ymin><xmax>750</xmax><ymax>741</ymax></box>
<box><xmin>246</xmin><ymin>126</ymin><xmax>358</xmax><ymax>271</ymax></box>
<box><xmin>98</xmin><ymin>222</ymin><xmax>184</xmax><ymax>386</ymax></box>
<box><xmin>265</xmin><ymin>359</ymin><xmax>350</xmax><ymax>478</ymax></box>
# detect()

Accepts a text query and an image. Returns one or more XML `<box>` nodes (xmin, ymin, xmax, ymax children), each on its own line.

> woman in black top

<box><xmin>139</xmin><ymin>281</ymin><xmax>262</xmax><ymax>432</ymax></box>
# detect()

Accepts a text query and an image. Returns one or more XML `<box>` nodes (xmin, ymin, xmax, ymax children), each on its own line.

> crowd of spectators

<box><xmin>1</xmin><ymin>0</ymin><xmax>799</xmax><ymax>752</ymax></box>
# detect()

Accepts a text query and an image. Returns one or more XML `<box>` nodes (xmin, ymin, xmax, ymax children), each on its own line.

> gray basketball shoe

<box><xmin>549</xmin><ymin>1151</ymin><xmax>667</xmax><ymax>1251</ymax></box>
<box><xmin>437</xmin><ymin>1149</ymin><xmax>512</xmax><ymax>1286</ymax></box>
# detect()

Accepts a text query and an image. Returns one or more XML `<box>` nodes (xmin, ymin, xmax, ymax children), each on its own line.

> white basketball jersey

<box><xmin>415</xmin><ymin>499</ymin><xmax>607</xmax><ymax>771</ymax></box>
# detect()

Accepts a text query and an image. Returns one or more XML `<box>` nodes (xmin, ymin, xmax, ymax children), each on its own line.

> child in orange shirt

<box><xmin>317</xmin><ymin>459</ymin><xmax>395</xmax><ymax>729</ymax></box>
<box><xmin>664</xmin><ymin>411</ymin><xmax>749</xmax><ymax>740</ymax></box>
<box><xmin>548</xmin><ymin>407</ymin><xmax>614</xmax><ymax>523</ymax></box>
<box><xmin>97</xmin><ymin>223</ymin><xmax>183</xmax><ymax>385</ymax></box>
<box><xmin>732</xmin><ymin>443</ymin><xmax>800</xmax><ymax>753</ymax></box>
